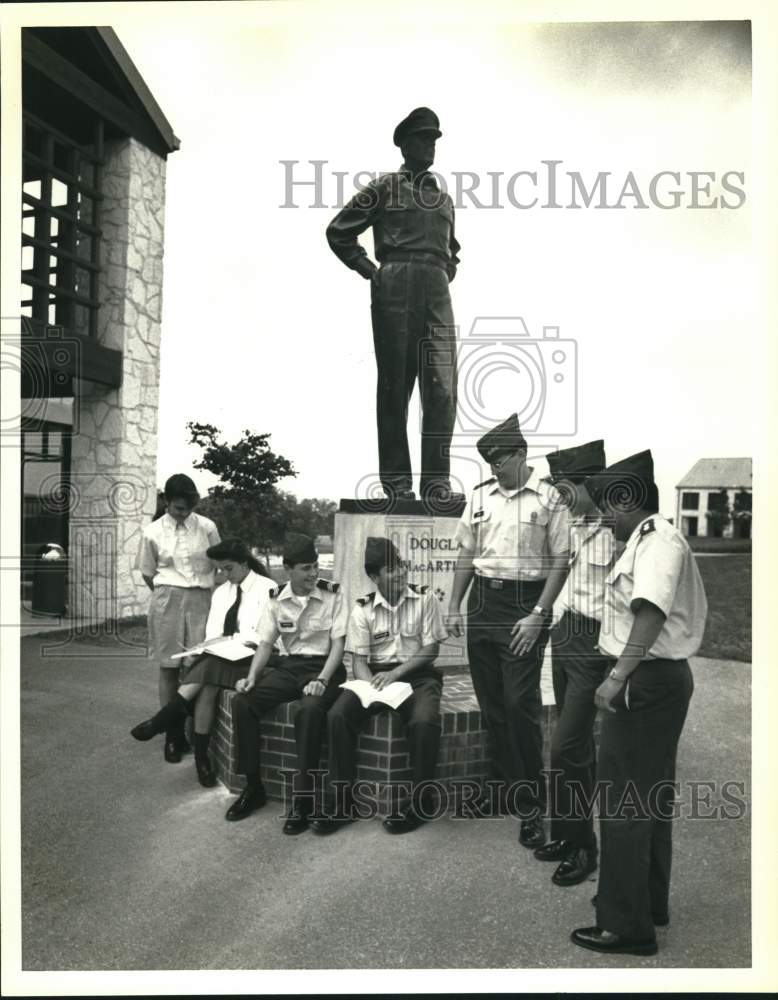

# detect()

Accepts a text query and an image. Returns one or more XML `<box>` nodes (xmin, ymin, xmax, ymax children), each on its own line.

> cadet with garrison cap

<box><xmin>570</xmin><ymin>450</ymin><xmax>707</xmax><ymax>957</ymax></box>
<box><xmin>326</xmin><ymin>107</ymin><xmax>461</xmax><ymax>505</ymax></box>
<box><xmin>533</xmin><ymin>440</ymin><xmax>621</xmax><ymax>887</ymax></box>
<box><xmin>225</xmin><ymin>534</ymin><xmax>348</xmax><ymax>832</ymax></box>
<box><xmin>313</xmin><ymin>537</ymin><xmax>448</xmax><ymax>836</ymax></box>
<box><xmin>447</xmin><ymin>414</ymin><xmax>571</xmax><ymax>846</ymax></box>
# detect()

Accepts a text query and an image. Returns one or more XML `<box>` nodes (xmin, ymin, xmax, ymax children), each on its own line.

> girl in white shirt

<box><xmin>131</xmin><ymin>538</ymin><xmax>277</xmax><ymax>787</ymax></box>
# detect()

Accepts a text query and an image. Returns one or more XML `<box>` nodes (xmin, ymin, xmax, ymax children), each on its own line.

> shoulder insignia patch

<box><xmin>268</xmin><ymin>586</ymin><xmax>279</xmax><ymax>599</ymax></box>
<box><xmin>317</xmin><ymin>579</ymin><xmax>340</xmax><ymax>593</ymax></box>
<box><xmin>475</xmin><ymin>477</ymin><xmax>497</xmax><ymax>490</ymax></box>
<box><xmin>356</xmin><ymin>591</ymin><xmax>376</xmax><ymax>606</ymax></box>
<box><xmin>639</xmin><ymin>519</ymin><xmax>656</xmax><ymax>538</ymax></box>
<box><xmin>407</xmin><ymin>583</ymin><xmax>429</xmax><ymax>594</ymax></box>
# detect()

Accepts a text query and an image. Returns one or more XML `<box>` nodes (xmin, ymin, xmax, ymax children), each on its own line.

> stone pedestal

<box><xmin>333</xmin><ymin>498</ymin><xmax>468</xmax><ymax>671</ymax></box>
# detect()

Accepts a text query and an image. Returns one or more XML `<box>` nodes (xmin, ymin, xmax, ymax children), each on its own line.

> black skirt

<box><xmin>179</xmin><ymin>652</ymin><xmax>253</xmax><ymax>689</ymax></box>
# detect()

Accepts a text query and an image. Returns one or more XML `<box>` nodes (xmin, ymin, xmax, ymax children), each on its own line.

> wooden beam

<box><xmin>21</xmin><ymin>325</ymin><xmax>123</xmax><ymax>389</ymax></box>
<box><xmin>22</xmin><ymin>33</ymin><xmax>171</xmax><ymax>158</ymax></box>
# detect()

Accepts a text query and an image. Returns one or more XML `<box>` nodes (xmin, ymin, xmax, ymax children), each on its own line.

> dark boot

<box><xmin>131</xmin><ymin>694</ymin><xmax>189</xmax><ymax>742</ymax></box>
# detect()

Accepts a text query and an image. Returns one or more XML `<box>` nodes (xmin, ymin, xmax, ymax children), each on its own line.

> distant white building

<box><xmin>675</xmin><ymin>458</ymin><xmax>752</xmax><ymax>539</ymax></box>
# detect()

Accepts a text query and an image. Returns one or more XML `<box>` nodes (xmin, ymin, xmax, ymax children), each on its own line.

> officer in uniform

<box><xmin>533</xmin><ymin>440</ymin><xmax>621</xmax><ymax>886</ymax></box>
<box><xmin>326</xmin><ymin>107</ymin><xmax>461</xmax><ymax>505</ymax></box>
<box><xmin>225</xmin><ymin>533</ymin><xmax>348</xmax><ymax>833</ymax></box>
<box><xmin>313</xmin><ymin>537</ymin><xmax>448</xmax><ymax>836</ymax></box>
<box><xmin>447</xmin><ymin>414</ymin><xmax>571</xmax><ymax>846</ymax></box>
<box><xmin>570</xmin><ymin>451</ymin><xmax>707</xmax><ymax>956</ymax></box>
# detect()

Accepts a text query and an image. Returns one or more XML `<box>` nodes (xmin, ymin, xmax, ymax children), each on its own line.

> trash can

<box><xmin>31</xmin><ymin>543</ymin><xmax>68</xmax><ymax>615</ymax></box>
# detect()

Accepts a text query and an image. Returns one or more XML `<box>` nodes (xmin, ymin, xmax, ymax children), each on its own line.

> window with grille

<box><xmin>21</xmin><ymin>112</ymin><xmax>104</xmax><ymax>339</ymax></box>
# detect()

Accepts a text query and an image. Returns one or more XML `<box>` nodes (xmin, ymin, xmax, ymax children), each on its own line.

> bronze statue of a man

<box><xmin>327</xmin><ymin>107</ymin><xmax>461</xmax><ymax>506</ymax></box>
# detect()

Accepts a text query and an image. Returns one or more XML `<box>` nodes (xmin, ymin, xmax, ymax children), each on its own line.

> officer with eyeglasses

<box><xmin>446</xmin><ymin>414</ymin><xmax>570</xmax><ymax>847</ymax></box>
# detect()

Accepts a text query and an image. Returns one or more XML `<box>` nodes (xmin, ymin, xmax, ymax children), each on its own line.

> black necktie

<box><xmin>223</xmin><ymin>585</ymin><xmax>242</xmax><ymax>636</ymax></box>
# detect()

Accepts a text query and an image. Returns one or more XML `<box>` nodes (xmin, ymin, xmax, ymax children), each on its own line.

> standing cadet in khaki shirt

<box><xmin>533</xmin><ymin>440</ymin><xmax>621</xmax><ymax>887</ymax></box>
<box><xmin>571</xmin><ymin>450</ymin><xmax>707</xmax><ymax>957</ymax></box>
<box><xmin>447</xmin><ymin>414</ymin><xmax>570</xmax><ymax>848</ymax></box>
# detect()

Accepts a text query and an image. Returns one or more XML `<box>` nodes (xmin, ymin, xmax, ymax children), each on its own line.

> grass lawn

<box><xmin>695</xmin><ymin>554</ymin><xmax>751</xmax><ymax>661</ymax></box>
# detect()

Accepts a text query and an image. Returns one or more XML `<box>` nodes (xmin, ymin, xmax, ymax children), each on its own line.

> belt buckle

<box><xmin>489</xmin><ymin>578</ymin><xmax>503</xmax><ymax>590</ymax></box>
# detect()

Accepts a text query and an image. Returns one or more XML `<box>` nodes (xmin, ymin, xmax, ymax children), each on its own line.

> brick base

<box><xmin>211</xmin><ymin>676</ymin><xmax>559</xmax><ymax>817</ymax></box>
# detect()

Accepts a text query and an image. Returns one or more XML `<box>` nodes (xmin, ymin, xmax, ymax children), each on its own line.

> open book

<box><xmin>339</xmin><ymin>678</ymin><xmax>413</xmax><ymax>710</ymax></box>
<box><xmin>170</xmin><ymin>636</ymin><xmax>257</xmax><ymax>662</ymax></box>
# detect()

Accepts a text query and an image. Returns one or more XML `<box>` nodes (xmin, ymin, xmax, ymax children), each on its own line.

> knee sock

<box><xmin>194</xmin><ymin>732</ymin><xmax>210</xmax><ymax>765</ymax></box>
<box><xmin>155</xmin><ymin>693</ymin><xmax>189</xmax><ymax>740</ymax></box>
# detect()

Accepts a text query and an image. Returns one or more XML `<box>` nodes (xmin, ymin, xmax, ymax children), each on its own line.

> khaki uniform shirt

<box><xmin>455</xmin><ymin>467</ymin><xmax>570</xmax><ymax>581</ymax></box>
<box><xmin>256</xmin><ymin>580</ymin><xmax>348</xmax><ymax>656</ymax></box>
<box><xmin>598</xmin><ymin>515</ymin><xmax>708</xmax><ymax>660</ymax></box>
<box><xmin>346</xmin><ymin>586</ymin><xmax>448</xmax><ymax>667</ymax></box>
<box><xmin>136</xmin><ymin>512</ymin><xmax>220</xmax><ymax>588</ymax></box>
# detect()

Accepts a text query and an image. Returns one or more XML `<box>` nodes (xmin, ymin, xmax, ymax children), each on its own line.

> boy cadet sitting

<box><xmin>225</xmin><ymin>533</ymin><xmax>348</xmax><ymax>833</ymax></box>
<box><xmin>313</xmin><ymin>536</ymin><xmax>448</xmax><ymax>836</ymax></box>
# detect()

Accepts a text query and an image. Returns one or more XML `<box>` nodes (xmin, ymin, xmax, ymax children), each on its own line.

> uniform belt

<box><xmin>474</xmin><ymin>575</ymin><xmax>544</xmax><ymax>591</ymax></box>
<box><xmin>381</xmin><ymin>250</ymin><xmax>450</xmax><ymax>271</ymax></box>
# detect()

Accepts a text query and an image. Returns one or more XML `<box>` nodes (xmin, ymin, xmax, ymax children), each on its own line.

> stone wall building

<box><xmin>675</xmin><ymin>457</ymin><xmax>752</xmax><ymax>539</ymax></box>
<box><xmin>20</xmin><ymin>27</ymin><xmax>178</xmax><ymax>625</ymax></box>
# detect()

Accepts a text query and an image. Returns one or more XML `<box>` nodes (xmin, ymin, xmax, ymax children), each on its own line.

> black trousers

<box><xmin>327</xmin><ymin>671</ymin><xmax>443</xmax><ymax>802</ymax></box>
<box><xmin>596</xmin><ymin>658</ymin><xmax>694</xmax><ymax>942</ymax></box>
<box><xmin>370</xmin><ymin>260</ymin><xmax>456</xmax><ymax>494</ymax></box>
<box><xmin>549</xmin><ymin>611</ymin><xmax>609</xmax><ymax>849</ymax></box>
<box><xmin>232</xmin><ymin>655</ymin><xmax>345</xmax><ymax>791</ymax></box>
<box><xmin>467</xmin><ymin>576</ymin><xmax>550</xmax><ymax>810</ymax></box>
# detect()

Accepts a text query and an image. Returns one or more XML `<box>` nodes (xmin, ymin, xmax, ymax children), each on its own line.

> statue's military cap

<box><xmin>282</xmin><ymin>532</ymin><xmax>317</xmax><ymax>565</ymax></box>
<box><xmin>477</xmin><ymin>413</ymin><xmax>527</xmax><ymax>464</ymax></box>
<box><xmin>546</xmin><ymin>440</ymin><xmax>606</xmax><ymax>484</ymax></box>
<box><xmin>583</xmin><ymin>450</ymin><xmax>655</xmax><ymax>512</ymax></box>
<box><xmin>393</xmin><ymin>107</ymin><xmax>442</xmax><ymax>147</ymax></box>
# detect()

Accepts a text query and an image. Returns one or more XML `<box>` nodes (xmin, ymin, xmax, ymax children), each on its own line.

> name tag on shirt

<box><xmin>473</xmin><ymin>509</ymin><xmax>484</xmax><ymax>520</ymax></box>
<box><xmin>279</xmin><ymin>620</ymin><xmax>296</xmax><ymax>632</ymax></box>
<box><xmin>374</xmin><ymin>630</ymin><xmax>391</xmax><ymax>642</ymax></box>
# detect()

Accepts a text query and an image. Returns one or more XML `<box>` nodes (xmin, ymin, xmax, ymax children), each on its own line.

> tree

<box><xmin>187</xmin><ymin>422</ymin><xmax>295</xmax><ymax>499</ymax></box>
<box><xmin>186</xmin><ymin>423</ymin><xmax>337</xmax><ymax>553</ymax></box>
<box><xmin>732</xmin><ymin>488</ymin><xmax>752</xmax><ymax>539</ymax></box>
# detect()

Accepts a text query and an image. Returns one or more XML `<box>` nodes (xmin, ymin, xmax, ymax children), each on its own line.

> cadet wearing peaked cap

<box><xmin>314</xmin><ymin>536</ymin><xmax>448</xmax><ymax>836</ymax></box>
<box><xmin>570</xmin><ymin>451</ymin><xmax>708</xmax><ymax>957</ymax></box>
<box><xmin>225</xmin><ymin>534</ymin><xmax>349</xmax><ymax>833</ymax></box>
<box><xmin>326</xmin><ymin>107</ymin><xmax>460</xmax><ymax>503</ymax></box>
<box><xmin>447</xmin><ymin>414</ymin><xmax>571</xmax><ymax>847</ymax></box>
<box><xmin>533</xmin><ymin>440</ymin><xmax>621</xmax><ymax>887</ymax></box>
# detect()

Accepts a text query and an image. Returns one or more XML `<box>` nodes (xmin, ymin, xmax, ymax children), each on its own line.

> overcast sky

<box><xmin>114</xmin><ymin>10</ymin><xmax>752</xmax><ymax>514</ymax></box>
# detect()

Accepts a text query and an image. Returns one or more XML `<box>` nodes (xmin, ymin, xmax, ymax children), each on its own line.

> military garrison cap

<box><xmin>393</xmin><ymin>107</ymin><xmax>442</xmax><ymax>147</ymax></box>
<box><xmin>282</xmin><ymin>532</ymin><xmax>317</xmax><ymax>565</ymax></box>
<box><xmin>546</xmin><ymin>440</ymin><xmax>606</xmax><ymax>484</ymax></box>
<box><xmin>477</xmin><ymin>413</ymin><xmax>528</xmax><ymax>464</ymax></box>
<box><xmin>364</xmin><ymin>536</ymin><xmax>403</xmax><ymax>574</ymax></box>
<box><xmin>583</xmin><ymin>450</ymin><xmax>655</xmax><ymax>512</ymax></box>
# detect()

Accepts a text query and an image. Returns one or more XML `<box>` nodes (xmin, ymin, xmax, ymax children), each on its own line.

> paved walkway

<box><xmin>17</xmin><ymin>634</ymin><xmax>750</xmax><ymax>971</ymax></box>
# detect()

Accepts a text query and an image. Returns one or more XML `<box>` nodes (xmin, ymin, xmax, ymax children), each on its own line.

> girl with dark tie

<box><xmin>131</xmin><ymin>538</ymin><xmax>277</xmax><ymax>787</ymax></box>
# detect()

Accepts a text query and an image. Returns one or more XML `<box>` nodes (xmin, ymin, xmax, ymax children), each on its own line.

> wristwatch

<box><xmin>609</xmin><ymin>668</ymin><xmax>627</xmax><ymax>683</ymax></box>
<box><xmin>316</xmin><ymin>676</ymin><xmax>329</xmax><ymax>686</ymax></box>
<box><xmin>531</xmin><ymin>604</ymin><xmax>548</xmax><ymax>616</ymax></box>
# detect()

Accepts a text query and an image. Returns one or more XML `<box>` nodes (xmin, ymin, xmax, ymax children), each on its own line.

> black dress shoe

<box><xmin>591</xmin><ymin>894</ymin><xmax>669</xmax><ymax>927</ymax></box>
<box><xmin>225</xmin><ymin>785</ymin><xmax>267</xmax><ymax>822</ymax></box>
<box><xmin>130</xmin><ymin>719</ymin><xmax>157</xmax><ymax>742</ymax></box>
<box><xmin>570</xmin><ymin>926</ymin><xmax>657</xmax><ymax>956</ymax></box>
<box><xmin>282</xmin><ymin>803</ymin><xmax>310</xmax><ymax>836</ymax></box>
<box><xmin>195</xmin><ymin>757</ymin><xmax>217</xmax><ymax>788</ymax></box>
<box><xmin>519</xmin><ymin>817</ymin><xmax>546</xmax><ymax>848</ymax></box>
<box><xmin>552</xmin><ymin>846</ymin><xmax>597</xmax><ymax>886</ymax></box>
<box><xmin>310</xmin><ymin>816</ymin><xmax>353</xmax><ymax>836</ymax></box>
<box><xmin>534</xmin><ymin>838</ymin><xmax>572</xmax><ymax>862</ymax></box>
<box><xmin>382</xmin><ymin>808</ymin><xmax>426</xmax><ymax>835</ymax></box>
<box><xmin>164</xmin><ymin>739</ymin><xmax>182</xmax><ymax>763</ymax></box>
